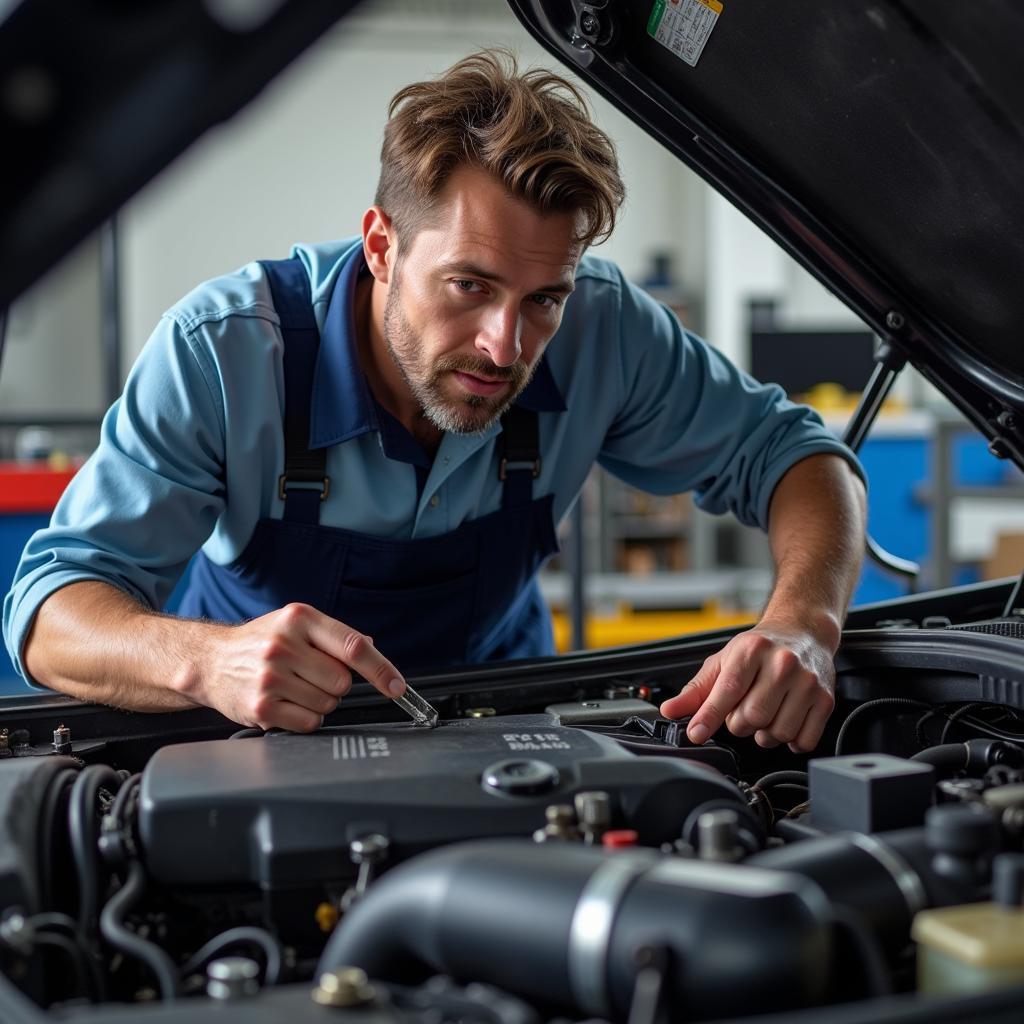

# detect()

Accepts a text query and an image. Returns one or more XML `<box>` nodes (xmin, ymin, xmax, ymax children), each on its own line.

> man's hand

<box><xmin>659</xmin><ymin>453</ymin><xmax>865</xmax><ymax>753</ymax></box>
<box><xmin>182</xmin><ymin>603</ymin><xmax>406</xmax><ymax>733</ymax></box>
<box><xmin>659</xmin><ymin>622</ymin><xmax>837</xmax><ymax>752</ymax></box>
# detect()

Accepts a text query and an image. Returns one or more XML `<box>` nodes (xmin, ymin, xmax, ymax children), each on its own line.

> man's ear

<box><xmin>362</xmin><ymin>206</ymin><xmax>395</xmax><ymax>284</ymax></box>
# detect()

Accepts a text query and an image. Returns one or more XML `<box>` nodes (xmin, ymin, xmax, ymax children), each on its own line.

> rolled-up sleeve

<box><xmin>2</xmin><ymin>315</ymin><xmax>228</xmax><ymax>682</ymax></box>
<box><xmin>597</xmin><ymin>273</ymin><xmax>865</xmax><ymax>528</ymax></box>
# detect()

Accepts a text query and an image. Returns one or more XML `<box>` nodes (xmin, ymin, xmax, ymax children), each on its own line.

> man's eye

<box><xmin>531</xmin><ymin>294</ymin><xmax>560</xmax><ymax>309</ymax></box>
<box><xmin>453</xmin><ymin>279</ymin><xmax>480</xmax><ymax>293</ymax></box>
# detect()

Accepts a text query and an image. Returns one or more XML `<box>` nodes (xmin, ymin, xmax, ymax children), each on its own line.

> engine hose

<box><xmin>37</xmin><ymin>769</ymin><xmax>78</xmax><ymax>911</ymax></box>
<box><xmin>99</xmin><ymin>862</ymin><xmax>179</xmax><ymax>1000</ymax></box>
<box><xmin>68</xmin><ymin>765</ymin><xmax>120</xmax><ymax>942</ymax></box>
<box><xmin>319</xmin><ymin>839</ymin><xmax>833</xmax><ymax>1022</ymax></box>
<box><xmin>752</xmin><ymin>770</ymin><xmax>808</xmax><ymax>791</ymax></box>
<box><xmin>109</xmin><ymin>774</ymin><xmax>141</xmax><ymax>828</ymax></box>
<box><xmin>911</xmin><ymin>743</ymin><xmax>969</xmax><ymax>776</ymax></box>
<box><xmin>749</xmin><ymin>822</ymin><xmax>988</xmax><ymax>957</ymax></box>
<box><xmin>180</xmin><ymin>926</ymin><xmax>284</xmax><ymax>986</ymax></box>
<box><xmin>32</xmin><ymin>932</ymin><xmax>91</xmax><ymax>1002</ymax></box>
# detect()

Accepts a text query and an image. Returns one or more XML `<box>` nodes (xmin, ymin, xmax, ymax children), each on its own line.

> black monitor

<box><xmin>750</xmin><ymin>329</ymin><xmax>876</xmax><ymax>396</ymax></box>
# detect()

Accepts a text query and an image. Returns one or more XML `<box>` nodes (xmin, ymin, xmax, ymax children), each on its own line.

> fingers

<box><xmin>292</xmin><ymin>645</ymin><xmax>354</xmax><ymax>699</ymax></box>
<box><xmin>659</xmin><ymin>656</ymin><xmax>719</xmax><ymax>721</ymax></box>
<box><xmin>296</xmin><ymin>605</ymin><xmax>406</xmax><ymax>699</ymax></box>
<box><xmin>682</xmin><ymin>641</ymin><xmax>763</xmax><ymax>744</ymax></box>
<box><xmin>242</xmin><ymin>671</ymin><xmax>340</xmax><ymax>732</ymax></box>
<box><xmin>789</xmin><ymin>699</ymin><xmax>833</xmax><ymax>753</ymax></box>
<box><xmin>660</xmin><ymin>630</ymin><xmax>837</xmax><ymax>749</ymax></box>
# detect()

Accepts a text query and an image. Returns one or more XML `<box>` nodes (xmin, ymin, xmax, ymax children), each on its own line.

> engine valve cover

<box><xmin>138</xmin><ymin>714</ymin><xmax>741</xmax><ymax>887</ymax></box>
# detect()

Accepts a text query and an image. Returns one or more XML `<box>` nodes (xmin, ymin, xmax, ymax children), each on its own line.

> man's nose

<box><xmin>475</xmin><ymin>304</ymin><xmax>522</xmax><ymax>368</ymax></box>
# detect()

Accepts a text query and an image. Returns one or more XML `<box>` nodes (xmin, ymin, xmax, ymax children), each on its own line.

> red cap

<box><xmin>602</xmin><ymin>829</ymin><xmax>639</xmax><ymax>848</ymax></box>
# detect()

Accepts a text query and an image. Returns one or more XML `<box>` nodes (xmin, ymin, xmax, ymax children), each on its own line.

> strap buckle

<box><xmin>498</xmin><ymin>457</ymin><xmax>541</xmax><ymax>481</ymax></box>
<box><xmin>278</xmin><ymin>474</ymin><xmax>330</xmax><ymax>501</ymax></box>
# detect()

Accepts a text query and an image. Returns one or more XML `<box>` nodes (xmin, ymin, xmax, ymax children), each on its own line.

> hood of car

<box><xmin>508</xmin><ymin>0</ymin><xmax>1024</xmax><ymax>468</ymax></box>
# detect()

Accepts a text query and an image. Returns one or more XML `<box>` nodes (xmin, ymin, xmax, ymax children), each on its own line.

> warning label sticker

<box><xmin>647</xmin><ymin>0</ymin><xmax>723</xmax><ymax>68</ymax></box>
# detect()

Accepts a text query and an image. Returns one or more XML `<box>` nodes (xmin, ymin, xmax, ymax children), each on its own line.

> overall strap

<box><xmin>498</xmin><ymin>404</ymin><xmax>541</xmax><ymax>507</ymax></box>
<box><xmin>259</xmin><ymin>258</ymin><xmax>328</xmax><ymax>525</ymax></box>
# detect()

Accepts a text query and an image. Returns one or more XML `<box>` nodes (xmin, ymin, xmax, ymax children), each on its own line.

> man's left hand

<box><xmin>659</xmin><ymin>624</ymin><xmax>838</xmax><ymax>752</ymax></box>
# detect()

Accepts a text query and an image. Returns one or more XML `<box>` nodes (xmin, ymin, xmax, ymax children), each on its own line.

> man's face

<box><xmin>382</xmin><ymin>165</ymin><xmax>580</xmax><ymax>434</ymax></box>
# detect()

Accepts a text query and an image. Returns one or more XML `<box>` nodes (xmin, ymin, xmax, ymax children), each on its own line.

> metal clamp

<box><xmin>278</xmin><ymin>474</ymin><xmax>330</xmax><ymax>501</ymax></box>
<box><xmin>498</xmin><ymin>458</ymin><xmax>541</xmax><ymax>480</ymax></box>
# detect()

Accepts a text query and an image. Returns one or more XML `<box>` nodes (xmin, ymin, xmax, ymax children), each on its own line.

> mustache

<box><xmin>434</xmin><ymin>354</ymin><xmax>527</xmax><ymax>386</ymax></box>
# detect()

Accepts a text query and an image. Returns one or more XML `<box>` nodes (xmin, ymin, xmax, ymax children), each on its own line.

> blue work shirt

<box><xmin>3</xmin><ymin>238</ymin><xmax>863</xmax><ymax>683</ymax></box>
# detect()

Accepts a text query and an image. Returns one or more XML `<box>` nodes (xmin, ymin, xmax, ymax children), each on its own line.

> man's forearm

<box><xmin>23</xmin><ymin>581</ymin><xmax>209</xmax><ymax>711</ymax></box>
<box><xmin>760</xmin><ymin>453</ymin><xmax>867</xmax><ymax>646</ymax></box>
<box><xmin>23</xmin><ymin>580</ymin><xmax>411</xmax><ymax>732</ymax></box>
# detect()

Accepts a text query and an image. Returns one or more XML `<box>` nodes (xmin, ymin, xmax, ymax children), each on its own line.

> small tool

<box><xmin>392</xmin><ymin>684</ymin><xmax>440</xmax><ymax>728</ymax></box>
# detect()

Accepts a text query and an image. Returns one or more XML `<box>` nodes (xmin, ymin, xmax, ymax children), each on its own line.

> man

<box><xmin>3</xmin><ymin>51</ymin><xmax>865</xmax><ymax>750</ymax></box>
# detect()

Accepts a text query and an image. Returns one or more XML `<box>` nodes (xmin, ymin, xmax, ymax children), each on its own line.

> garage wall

<box><xmin>118</xmin><ymin>0</ymin><xmax>704</xmax><ymax>367</ymax></box>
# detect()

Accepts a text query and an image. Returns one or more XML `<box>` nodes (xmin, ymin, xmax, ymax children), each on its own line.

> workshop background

<box><xmin>1</xmin><ymin>0</ymin><xmax>1022</xmax><ymax>690</ymax></box>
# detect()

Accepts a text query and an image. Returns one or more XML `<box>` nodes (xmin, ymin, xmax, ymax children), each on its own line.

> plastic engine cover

<box><xmin>138</xmin><ymin>714</ymin><xmax>741</xmax><ymax>887</ymax></box>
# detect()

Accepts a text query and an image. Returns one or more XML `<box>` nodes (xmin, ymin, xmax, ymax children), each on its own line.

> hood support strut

<box><xmin>844</xmin><ymin>342</ymin><xmax>921</xmax><ymax>589</ymax></box>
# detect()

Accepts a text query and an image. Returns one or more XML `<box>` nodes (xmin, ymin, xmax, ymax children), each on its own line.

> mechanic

<box><xmin>3</xmin><ymin>51</ymin><xmax>866</xmax><ymax>751</ymax></box>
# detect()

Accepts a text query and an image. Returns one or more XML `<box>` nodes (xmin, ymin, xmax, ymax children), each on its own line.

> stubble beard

<box><xmin>383</xmin><ymin>280</ymin><xmax>533</xmax><ymax>435</ymax></box>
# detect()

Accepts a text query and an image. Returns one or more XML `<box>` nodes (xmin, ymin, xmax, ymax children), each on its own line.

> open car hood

<box><xmin>506</xmin><ymin>1</ymin><xmax>1024</xmax><ymax>466</ymax></box>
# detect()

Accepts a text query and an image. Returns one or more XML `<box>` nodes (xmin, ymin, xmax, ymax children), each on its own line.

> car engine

<box><xmin>2</xmin><ymin>627</ymin><xmax>1024</xmax><ymax>1024</ymax></box>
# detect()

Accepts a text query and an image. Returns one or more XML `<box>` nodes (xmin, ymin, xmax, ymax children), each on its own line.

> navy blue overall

<box><xmin>177</xmin><ymin>257</ymin><xmax>560</xmax><ymax>672</ymax></box>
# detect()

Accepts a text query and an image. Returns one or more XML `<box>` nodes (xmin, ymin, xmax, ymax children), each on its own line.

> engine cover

<box><xmin>138</xmin><ymin>714</ymin><xmax>742</xmax><ymax>887</ymax></box>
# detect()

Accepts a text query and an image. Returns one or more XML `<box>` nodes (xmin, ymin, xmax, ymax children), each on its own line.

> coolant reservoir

<box><xmin>912</xmin><ymin>853</ymin><xmax>1024</xmax><ymax>995</ymax></box>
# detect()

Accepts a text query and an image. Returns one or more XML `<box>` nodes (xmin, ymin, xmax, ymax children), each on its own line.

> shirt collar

<box><xmin>309</xmin><ymin>247</ymin><xmax>567</xmax><ymax>451</ymax></box>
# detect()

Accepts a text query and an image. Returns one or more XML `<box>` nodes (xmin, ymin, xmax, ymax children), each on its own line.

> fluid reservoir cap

<box><xmin>925</xmin><ymin>802</ymin><xmax>999</xmax><ymax>855</ymax></box>
<box><xmin>603</xmin><ymin>829</ymin><xmax>639</xmax><ymax>848</ymax></box>
<box><xmin>482</xmin><ymin>758</ymin><xmax>560</xmax><ymax>797</ymax></box>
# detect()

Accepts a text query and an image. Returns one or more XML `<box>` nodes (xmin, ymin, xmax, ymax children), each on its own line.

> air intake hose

<box><xmin>319</xmin><ymin>839</ymin><xmax>832</xmax><ymax>1022</ymax></box>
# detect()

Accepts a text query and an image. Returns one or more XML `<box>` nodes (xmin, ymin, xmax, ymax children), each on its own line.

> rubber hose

<box><xmin>99</xmin><ymin>862</ymin><xmax>179</xmax><ymax>1000</ymax></box>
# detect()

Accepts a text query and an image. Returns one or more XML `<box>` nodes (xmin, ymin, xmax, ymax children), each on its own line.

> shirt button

<box><xmin>429</xmin><ymin>494</ymin><xmax>440</xmax><ymax>508</ymax></box>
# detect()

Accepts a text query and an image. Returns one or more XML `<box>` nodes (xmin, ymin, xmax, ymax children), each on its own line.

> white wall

<box><xmin>119</xmin><ymin>1</ymin><xmax>699</xmax><ymax>364</ymax></box>
<box><xmin>0</xmin><ymin>236</ymin><xmax>105</xmax><ymax>416</ymax></box>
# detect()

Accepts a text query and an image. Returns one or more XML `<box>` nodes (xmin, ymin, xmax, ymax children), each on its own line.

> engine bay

<box><xmin>2</xmin><ymin>612</ymin><xmax>1024</xmax><ymax>1024</ymax></box>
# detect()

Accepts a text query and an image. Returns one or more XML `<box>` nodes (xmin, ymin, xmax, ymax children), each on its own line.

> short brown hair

<box><xmin>376</xmin><ymin>49</ymin><xmax>625</xmax><ymax>249</ymax></box>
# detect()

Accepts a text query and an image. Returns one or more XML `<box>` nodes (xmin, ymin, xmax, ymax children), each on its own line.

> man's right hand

<box><xmin>184</xmin><ymin>603</ymin><xmax>406</xmax><ymax>733</ymax></box>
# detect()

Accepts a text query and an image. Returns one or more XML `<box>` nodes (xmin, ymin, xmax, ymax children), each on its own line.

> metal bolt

<box><xmin>580</xmin><ymin>12</ymin><xmax>601</xmax><ymax>37</ymax></box>
<box><xmin>343</xmin><ymin>834</ymin><xmax>389</xmax><ymax>907</ymax></box>
<box><xmin>205</xmin><ymin>956</ymin><xmax>260</xmax><ymax>1000</ymax></box>
<box><xmin>350</xmin><ymin>834</ymin><xmax>389</xmax><ymax>864</ymax></box>
<box><xmin>885</xmin><ymin>310</ymin><xmax>905</xmax><ymax>331</ymax></box>
<box><xmin>937</xmin><ymin>778</ymin><xmax>986</xmax><ymax>803</ymax></box>
<box><xmin>534</xmin><ymin>804</ymin><xmax>580</xmax><ymax>843</ymax></box>
<box><xmin>312</xmin><ymin>967</ymin><xmax>376</xmax><ymax>1007</ymax></box>
<box><xmin>574</xmin><ymin>791</ymin><xmax>611</xmax><ymax>844</ymax></box>
<box><xmin>0</xmin><ymin>911</ymin><xmax>32</xmax><ymax>955</ymax></box>
<box><xmin>697</xmin><ymin>809</ymin><xmax>743</xmax><ymax>862</ymax></box>
<box><xmin>53</xmin><ymin>724</ymin><xmax>72</xmax><ymax>755</ymax></box>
